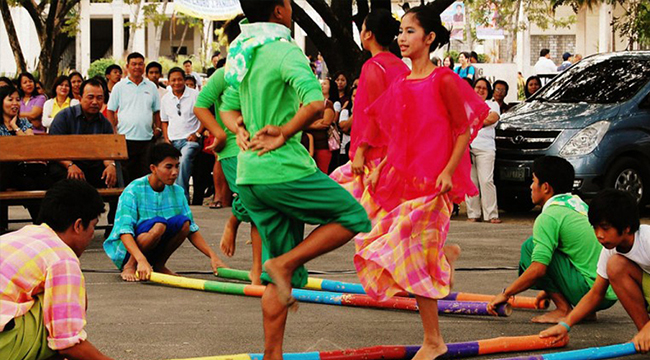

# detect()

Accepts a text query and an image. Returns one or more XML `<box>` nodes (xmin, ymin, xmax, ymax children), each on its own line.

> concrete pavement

<box><xmin>5</xmin><ymin>205</ymin><xmax>646</xmax><ymax>360</ymax></box>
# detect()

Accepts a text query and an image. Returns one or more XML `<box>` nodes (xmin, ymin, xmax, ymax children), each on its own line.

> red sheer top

<box><xmin>365</xmin><ymin>67</ymin><xmax>490</xmax><ymax>210</ymax></box>
<box><xmin>350</xmin><ymin>52</ymin><xmax>410</xmax><ymax>161</ymax></box>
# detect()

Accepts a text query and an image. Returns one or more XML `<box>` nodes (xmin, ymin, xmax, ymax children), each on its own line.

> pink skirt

<box><xmin>353</xmin><ymin>191</ymin><xmax>453</xmax><ymax>301</ymax></box>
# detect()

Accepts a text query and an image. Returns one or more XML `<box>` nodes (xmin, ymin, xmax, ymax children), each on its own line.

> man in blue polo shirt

<box><xmin>107</xmin><ymin>52</ymin><xmax>161</xmax><ymax>184</ymax></box>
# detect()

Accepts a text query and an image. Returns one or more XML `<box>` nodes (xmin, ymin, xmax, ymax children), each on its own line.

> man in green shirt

<box><xmin>219</xmin><ymin>1</ymin><xmax>370</xmax><ymax>359</ymax></box>
<box><xmin>487</xmin><ymin>156</ymin><xmax>617</xmax><ymax>323</ymax></box>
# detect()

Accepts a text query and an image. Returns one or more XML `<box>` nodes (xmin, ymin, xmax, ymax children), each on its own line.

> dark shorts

<box><xmin>122</xmin><ymin>215</ymin><xmax>190</xmax><ymax>268</ymax></box>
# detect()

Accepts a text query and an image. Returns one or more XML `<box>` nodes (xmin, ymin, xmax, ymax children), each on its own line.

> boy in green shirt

<box><xmin>219</xmin><ymin>1</ymin><xmax>370</xmax><ymax>359</ymax></box>
<box><xmin>540</xmin><ymin>189</ymin><xmax>650</xmax><ymax>353</ymax></box>
<box><xmin>195</xmin><ymin>15</ymin><xmax>263</xmax><ymax>284</ymax></box>
<box><xmin>488</xmin><ymin>156</ymin><xmax>617</xmax><ymax>323</ymax></box>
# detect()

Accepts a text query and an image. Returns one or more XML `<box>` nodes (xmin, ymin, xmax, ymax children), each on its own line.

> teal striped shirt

<box><xmin>103</xmin><ymin>176</ymin><xmax>199</xmax><ymax>269</ymax></box>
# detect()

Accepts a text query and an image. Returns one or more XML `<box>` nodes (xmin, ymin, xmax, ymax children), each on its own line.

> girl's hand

<box><xmin>10</xmin><ymin>116</ymin><xmax>18</xmax><ymax>130</ymax></box>
<box><xmin>368</xmin><ymin>168</ymin><xmax>380</xmax><ymax>192</ymax></box>
<box><xmin>435</xmin><ymin>170</ymin><xmax>453</xmax><ymax>194</ymax></box>
<box><xmin>351</xmin><ymin>151</ymin><xmax>365</xmax><ymax>175</ymax></box>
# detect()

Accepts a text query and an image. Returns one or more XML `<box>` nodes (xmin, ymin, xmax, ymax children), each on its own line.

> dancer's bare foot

<box><xmin>412</xmin><ymin>342</ymin><xmax>448</xmax><ymax>360</ymax></box>
<box><xmin>443</xmin><ymin>244</ymin><xmax>461</xmax><ymax>289</ymax></box>
<box><xmin>220</xmin><ymin>216</ymin><xmax>239</xmax><ymax>257</ymax></box>
<box><xmin>531</xmin><ymin>308</ymin><xmax>572</xmax><ymax>323</ymax></box>
<box><xmin>154</xmin><ymin>266</ymin><xmax>178</xmax><ymax>276</ymax></box>
<box><xmin>121</xmin><ymin>265</ymin><xmax>138</xmax><ymax>282</ymax></box>
<box><xmin>264</xmin><ymin>258</ymin><xmax>298</xmax><ymax>311</ymax></box>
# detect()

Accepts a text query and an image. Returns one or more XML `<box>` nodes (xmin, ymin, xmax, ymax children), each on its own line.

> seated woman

<box><xmin>42</xmin><ymin>75</ymin><xmax>79</xmax><ymax>131</ymax></box>
<box><xmin>0</xmin><ymin>85</ymin><xmax>52</xmax><ymax>225</ymax></box>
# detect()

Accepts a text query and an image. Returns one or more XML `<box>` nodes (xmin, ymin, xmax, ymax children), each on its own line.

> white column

<box><xmin>598</xmin><ymin>3</ymin><xmax>612</xmax><ymax>53</ymax></box>
<box><xmin>147</xmin><ymin>21</ymin><xmax>156</xmax><ymax>59</ymax></box>
<box><xmin>113</xmin><ymin>0</ymin><xmax>124</xmax><ymax>60</ymax></box>
<box><xmin>76</xmin><ymin>0</ymin><xmax>91</xmax><ymax>75</ymax></box>
<box><xmin>192</xmin><ymin>25</ymin><xmax>201</xmax><ymax>58</ymax></box>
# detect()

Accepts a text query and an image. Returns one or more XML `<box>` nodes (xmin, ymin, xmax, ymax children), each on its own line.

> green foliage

<box><xmin>88</xmin><ymin>58</ymin><xmax>120</xmax><ymax>79</ymax></box>
<box><xmin>466</xmin><ymin>0</ymin><xmax>576</xmax><ymax>33</ymax></box>
<box><xmin>477</xmin><ymin>53</ymin><xmax>491</xmax><ymax>63</ymax></box>
<box><xmin>611</xmin><ymin>0</ymin><xmax>650</xmax><ymax>49</ymax></box>
<box><xmin>142</xmin><ymin>0</ymin><xmax>169</xmax><ymax>27</ymax></box>
<box><xmin>445</xmin><ymin>50</ymin><xmax>460</xmax><ymax>63</ymax></box>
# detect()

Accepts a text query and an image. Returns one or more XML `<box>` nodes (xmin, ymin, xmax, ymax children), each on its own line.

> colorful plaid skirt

<box><xmin>353</xmin><ymin>191</ymin><xmax>453</xmax><ymax>301</ymax></box>
<box><xmin>330</xmin><ymin>158</ymin><xmax>383</xmax><ymax>225</ymax></box>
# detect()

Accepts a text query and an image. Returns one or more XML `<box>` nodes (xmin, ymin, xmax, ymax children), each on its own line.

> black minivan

<box><xmin>495</xmin><ymin>52</ymin><xmax>650</xmax><ymax>211</ymax></box>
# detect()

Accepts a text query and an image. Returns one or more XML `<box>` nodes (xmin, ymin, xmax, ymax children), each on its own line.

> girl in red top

<box><xmin>353</xmin><ymin>5</ymin><xmax>489</xmax><ymax>359</ymax></box>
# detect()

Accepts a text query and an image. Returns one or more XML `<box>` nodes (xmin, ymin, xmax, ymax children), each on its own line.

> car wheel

<box><xmin>605</xmin><ymin>157</ymin><xmax>649</xmax><ymax>206</ymax></box>
<box><xmin>498</xmin><ymin>192</ymin><xmax>535</xmax><ymax>213</ymax></box>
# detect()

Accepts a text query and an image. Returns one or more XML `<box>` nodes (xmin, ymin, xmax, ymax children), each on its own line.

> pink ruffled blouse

<box><xmin>365</xmin><ymin>67</ymin><xmax>490</xmax><ymax>210</ymax></box>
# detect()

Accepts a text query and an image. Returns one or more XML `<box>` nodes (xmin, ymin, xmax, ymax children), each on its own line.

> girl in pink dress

<box><xmin>354</xmin><ymin>5</ymin><xmax>489</xmax><ymax>360</ymax></box>
<box><xmin>330</xmin><ymin>9</ymin><xmax>409</xmax><ymax>204</ymax></box>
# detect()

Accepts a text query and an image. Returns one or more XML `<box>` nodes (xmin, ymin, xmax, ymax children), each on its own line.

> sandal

<box><xmin>209</xmin><ymin>200</ymin><xmax>223</xmax><ymax>209</ymax></box>
<box><xmin>490</xmin><ymin>218</ymin><xmax>502</xmax><ymax>224</ymax></box>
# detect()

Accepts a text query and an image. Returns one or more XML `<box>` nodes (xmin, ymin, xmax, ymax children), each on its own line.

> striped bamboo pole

<box><xmin>215</xmin><ymin>268</ymin><xmax>546</xmax><ymax>309</ymax></box>
<box><xmin>149</xmin><ymin>272</ymin><xmax>511</xmax><ymax>316</ymax></box>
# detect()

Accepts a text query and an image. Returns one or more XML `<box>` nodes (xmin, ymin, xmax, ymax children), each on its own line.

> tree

<box><xmin>143</xmin><ymin>0</ymin><xmax>170</xmax><ymax>60</ymax></box>
<box><xmin>2</xmin><ymin>0</ymin><xmax>78</xmax><ymax>89</ymax></box>
<box><xmin>465</xmin><ymin>0</ymin><xmax>575</xmax><ymax>63</ymax></box>
<box><xmin>551</xmin><ymin>0</ymin><xmax>650</xmax><ymax>50</ymax></box>
<box><xmin>290</xmin><ymin>0</ymin><xmax>395</xmax><ymax>77</ymax></box>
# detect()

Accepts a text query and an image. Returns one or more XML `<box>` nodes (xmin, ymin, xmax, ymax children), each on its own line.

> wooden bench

<box><xmin>0</xmin><ymin>134</ymin><xmax>128</xmax><ymax>231</ymax></box>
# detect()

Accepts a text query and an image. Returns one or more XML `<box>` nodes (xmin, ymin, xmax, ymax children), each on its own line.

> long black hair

<box><xmin>364</xmin><ymin>9</ymin><xmax>400</xmax><ymax>48</ymax></box>
<box><xmin>404</xmin><ymin>4</ymin><xmax>451</xmax><ymax>52</ymax></box>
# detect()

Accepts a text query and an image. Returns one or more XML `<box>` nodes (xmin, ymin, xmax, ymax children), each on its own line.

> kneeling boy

<box><xmin>541</xmin><ymin>189</ymin><xmax>650</xmax><ymax>353</ymax></box>
<box><xmin>104</xmin><ymin>143</ymin><xmax>225</xmax><ymax>281</ymax></box>
<box><xmin>0</xmin><ymin>180</ymin><xmax>113</xmax><ymax>360</ymax></box>
<box><xmin>488</xmin><ymin>156</ymin><xmax>617</xmax><ymax>322</ymax></box>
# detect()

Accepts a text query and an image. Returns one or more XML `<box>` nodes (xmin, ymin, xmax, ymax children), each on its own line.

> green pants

<box><xmin>238</xmin><ymin>171</ymin><xmax>371</xmax><ymax>288</ymax></box>
<box><xmin>520</xmin><ymin>237</ymin><xmax>616</xmax><ymax>310</ymax></box>
<box><xmin>0</xmin><ymin>295</ymin><xmax>57</xmax><ymax>360</ymax></box>
<box><xmin>643</xmin><ymin>272</ymin><xmax>650</xmax><ymax>312</ymax></box>
<box><xmin>220</xmin><ymin>157</ymin><xmax>252</xmax><ymax>223</ymax></box>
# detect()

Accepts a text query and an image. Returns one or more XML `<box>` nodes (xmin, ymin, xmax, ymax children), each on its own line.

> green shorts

<box><xmin>220</xmin><ymin>157</ymin><xmax>251</xmax><ymax>223</ymax></box>
<box><xmin>520</xmin><ymin>237</ymin><xmax>616</xmax><ymax>310</ymax></box>
<box><xmin>237</xmin><ymin>171</ymin><xmax>371</xmax><ymax>288</ymax></box>
<box><xmin>0</xmin><ymin>295</ymin><xmax>57</xmax><ymax>360</ymax></box>
<box><xmin>641</xmin><ymin>270</ymin><xmax>650</xmax><ymax>313</ymax></box>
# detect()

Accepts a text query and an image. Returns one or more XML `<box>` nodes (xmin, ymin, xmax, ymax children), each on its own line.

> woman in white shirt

<box><xmin>466</xmin><ymin>78</ymin><xmax>501</xmax><ymax>223</ymax></box>
<box><xmin>42</xmin><ymin>75</ymin><xmax>79</xmax><ymax>130</ymax></box>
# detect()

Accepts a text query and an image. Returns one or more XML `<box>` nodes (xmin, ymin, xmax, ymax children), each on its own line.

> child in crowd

<box><xmin>488</xmin><ymin>156</ymin><xmax>617</xmax><ymax>322</ymax></box>
<box><xmin>194</xmin><ymin>14</ymin><xmax>264</xmax><ymax>285</ymax></box>
<box><xmin>103</xmin><ymin>143</ymin><xmax>225</xmax><ymax>281</ymax></box>
<box><xmin>540</xmin><ymin>189</ymin><xmax>650</xmax><ymax>353</ymax></box>
<box><xmin>354</xmin><ymin>4</ymin><xmax>488</xmax><ymax>359</ymax></box>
